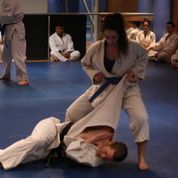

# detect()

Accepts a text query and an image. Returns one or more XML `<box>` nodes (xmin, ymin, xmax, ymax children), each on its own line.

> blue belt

<box><xmin>89</xmin><ymin>77</ymin><xmax>122</xmax><ymax>103</ymax></box>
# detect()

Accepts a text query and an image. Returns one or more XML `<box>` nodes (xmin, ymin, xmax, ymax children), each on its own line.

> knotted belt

<box><xmin>0</xmin><ymin>20</ymin><xmax>22</xmax><ymax>48</ymax></box>
<box><xmin>89</xmin><ymin>76</ymin><xmax>123</xmax><ymax>103</ymax></box>
<box><xmin>45</xmin><ymin>122</ymin><xmax>74</xmax><ymax>167</ymax></box>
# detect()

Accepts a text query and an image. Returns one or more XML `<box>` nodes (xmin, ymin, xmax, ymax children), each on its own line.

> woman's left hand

<box><xmin>125</xmin><ymin>70</ymin><xmax>139</xmax><ymax>82</ymax></box>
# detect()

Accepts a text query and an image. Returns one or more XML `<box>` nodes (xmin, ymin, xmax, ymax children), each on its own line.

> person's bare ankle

<box><xmin>138</xmin><ymin>158</ymin><xmax>149</xmax><ymax>171</ymax></box>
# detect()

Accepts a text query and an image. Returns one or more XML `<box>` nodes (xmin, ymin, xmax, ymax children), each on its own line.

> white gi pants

<box><xmin>0</xmin><ymin>118</ymin><xmax>58</xmax><ymax>170</ymax></box>
<box><xmin>2</xmin><ymin>30</ymin><xmax>28</xmax><ymax>81</ymax></box>
<box><xmin>65</xmin><ymin>82</ymin><xmax>149</xmax><ymax>143</ymax></box>
<box><xmin>171</xmin><ymin>50</ymin><xmax>178</xmax><ymax>66</ymax></box>
<box><xmin>50</xmin><ymin>50</ymin><xmax>80</xmax><ymax>62</ymax></box>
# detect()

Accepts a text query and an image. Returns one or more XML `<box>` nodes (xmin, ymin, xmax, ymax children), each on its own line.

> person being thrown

<box><xmin>0</xmin><ymin>116</ymin><xmax>127</xmax><ymax>170</ymax></box>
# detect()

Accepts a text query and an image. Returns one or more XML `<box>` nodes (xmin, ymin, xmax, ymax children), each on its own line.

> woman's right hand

<box><xmin>93</xmin><ymin>72</ymin><xmax>104</xmax><ymax>84</ymax></box>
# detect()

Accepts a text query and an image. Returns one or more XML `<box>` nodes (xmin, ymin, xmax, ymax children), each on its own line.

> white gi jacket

<box><xmin>0</xmin><ymin>116</ymin><xmax>104</xmax><ymax>170</ymax></box>
<box><xmin>49</xmin><ymin>32</ymin><xmax>74</xmax><ymax>53</ymax></box>
<box><xmin>171</xmin><ymin>48</ymin><xmax>178</xmax><ymax>65</ymax></box>
<box><xmin>81</xmin><ymin>39</ymin><xmax>147</xmax><ymax>82</ymax></box>
<box><xmin>150</xmin><ymin>32</ymin><xmax>178</xmax><ymax>56</ymax></box>
<box><xmin>0</xmin><ymin>0</ymin><xmax>25</xmax><ymax>40</ymax></box>
<box><xmin>0</xmin><ymin>31</ymin><xmax>3</xmax><ymax>61</ymax></box>
<box><xmin>128</xmin><ymin>28</ymin><xmax>140</xmax><ymax>40</ymax></box>
<box><xmin>126</xmin><ymin>27</ymin><xmax>134</xmax><ymax>39</ymax></box>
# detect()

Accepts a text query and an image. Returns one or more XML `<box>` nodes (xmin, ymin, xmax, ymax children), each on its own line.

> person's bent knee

<box><xmin>65</xmin><ymin>107</ymin><xmax>78</xmax><ymax>122</ymax></box>
<box><xmin>130</xmin><ymin>114</ymin><xmax>149</xmax><ymax>142</ymax></box>
<box><xmin>31</xmin><ymin>137</ymin><xmax>47</xmax><ymax>148</ymax></box>
<box><xmin>70</xmin><ymin>51</ymin><xmax>80</xmax><ymax>60</ymax></box>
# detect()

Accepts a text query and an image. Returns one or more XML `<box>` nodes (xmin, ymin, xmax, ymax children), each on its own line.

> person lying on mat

<box><xmin>0</xmin><ymin>117</ymin><xmax>127</xmax><ymax>170</ymax></box>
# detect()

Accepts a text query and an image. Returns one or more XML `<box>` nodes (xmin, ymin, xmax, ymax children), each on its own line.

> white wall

<box><xmin>19</xmin><ymin>0</ymin><xmax>48</xmax><ymax>14</ymax></box>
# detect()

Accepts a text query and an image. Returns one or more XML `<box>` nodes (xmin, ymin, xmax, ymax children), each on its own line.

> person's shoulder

<box><xmin>139</xmin><ymin>30</ymin><xmax>144</xmax><ymax>33</ymax></box>
<box><xmin>161</xmin><ymin>33</ymin><xmax>169</xmax><ymax>38</ymax></box>
<box><xmin>128</xmin><ymin>40</ymin><xmax>146</xmax><ymax>51</ymax></box>
<box><xmin>150</xmin><ymin>31</ymin><xmax>156</xmax><ymax>36</ymax></box>
<box><xmin>88</xmin><ymin>39</ymin><xmax>104</xmax><ymax>50</ymax></box>
<box><xmin>172</xmin><ymin>33</ymin><xmax>178</xmax><ymax>39</ymax></box>
<box><xmin>136</xmin><ymin>30</ymin><xmax>143</xmax><ymax>35</ymax></box>
<box><xmin>129</xmin><ymin>40</ymin><xmax>141</xmax><ymax>48</ymax></box>
<box><xmin>49</xmin><ymin>33</ymin><xmax>56</xmax><ymax>39</ymax></box>
<box><xmin>64</xmin><ymin>33</ymin><xmax>71</xmax><ymax>37</ymax></box>
<box><xmin>132</xmin><ymin>28</ymin><xmax>141</xmax><ymax>33</ymax></box>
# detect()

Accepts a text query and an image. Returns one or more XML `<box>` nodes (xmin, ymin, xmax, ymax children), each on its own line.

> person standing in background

<box><xmin>0</xmin><ymin>0</ymin><xmax>29</xmax><ymax>86</ymax></box>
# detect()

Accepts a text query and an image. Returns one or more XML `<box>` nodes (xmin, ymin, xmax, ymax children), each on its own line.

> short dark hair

<box><xmin>143</xmin><ymin>18</ymin><xmax>151</xmax><ymax>27</ymax></box>
<box><xmin>111</xmin><ymin>141</ymin><xmax>128</xmax><ymax>162</ymax></box>
<box><xmin>166</xmin><ymin>21</ymin><xmax>175</xmax><ymax>28</ymax></box>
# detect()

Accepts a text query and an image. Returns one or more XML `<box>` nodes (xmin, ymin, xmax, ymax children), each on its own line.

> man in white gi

<box><xmin>0</xmin><ymin>0</ymin><xmax>29</xmax><ymax>85</ymax></box>
<box><xmin>136</xmin><ymin>19</ymin><xmax>156</xmax><ymax>58</ymax></box>
<box><xmin>148</xmin><ymin>21</ymin><xmax>178</xmax><ymax>63</ymax></box>
<box><xmin>49</xmin><ymin>25</ymin><xmax>80</xmax><ymax>62</ymax></box>
<box><xmin>0</xmin><ymin>113</ymin><xmax>128</xmax><ymax>170</ymax></box>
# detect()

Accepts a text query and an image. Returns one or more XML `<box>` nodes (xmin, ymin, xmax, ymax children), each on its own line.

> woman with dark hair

<box><xmin>136</xmin><ymin>18</ymin><xmax>156</xmax><ymax>58</ymax></box>
<box><xmin>65</xmin><ymin>13</ymin><xmax>149</xmax><ymax>170</ymax></box>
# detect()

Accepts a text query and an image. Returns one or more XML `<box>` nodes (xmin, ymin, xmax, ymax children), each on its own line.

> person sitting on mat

<box><xmin>49</xmin><ymin>25</ymin><xmax>80</xmax><ymax>62</ymax></box>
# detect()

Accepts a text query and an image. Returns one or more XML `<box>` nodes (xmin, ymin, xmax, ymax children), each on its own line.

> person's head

<box><xmin>133</xmin><ymin>21</ymin><xmax>141</xmax><ymax>28</ymax></box>
<box><xmin>97</xmin><ymin>141</ymin><xmax>128</xmax><ymax>162</ymax></box>
<box><xmin>166</xmin><ymin>21</ymin><xmax>175</xmax><ymax>34</ymax></box>
<box><xmin>126</xmin><ymin>21</ymin><xmax>134</xmax><ymax>29</ymax></box>
<box><xmin>102</xmin><ymin>13</ymin><xmax>128</xmax><ymax>55</ymax></box>
<box><xmin>143</xmin><ymin>19</ymin><xmax>151</xmax><ymax>33</ymax></box>
<box><xmin>55</xmin><ymin>25</ymin><xmax>64</xmax><ymax>37</ymax></box>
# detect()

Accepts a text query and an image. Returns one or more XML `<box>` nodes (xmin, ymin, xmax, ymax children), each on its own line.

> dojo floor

<box><xmin>0</xmin><ymin>61</ymin><xmax>178</xmax><ymax>178</ymax></box>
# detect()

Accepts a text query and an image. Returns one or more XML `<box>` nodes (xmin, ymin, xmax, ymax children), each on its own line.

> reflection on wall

<box><xmin>20</xmin><ymin>0</ymin><xmax>48</xmax><ymax>14</ymax></box>
<box><xmin>153</xmin><ymin>0</ymin><xmax>172</xmax><ymax>40</ymax></box>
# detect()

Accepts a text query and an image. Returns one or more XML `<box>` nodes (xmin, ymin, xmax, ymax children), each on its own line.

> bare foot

<box><xmin>0</xmin><ymin>75</ymin><xmax>10</xmax><ymax>80</ymax></box>
<box><xmin>18</xmin><ymin>80</ymin><xmax>29</xmax><ymax>86</ymax></box>
<box><xmin>138</xmin><ymin>158</ymin><xmax>149</xmax><ymax>171</ymax></box>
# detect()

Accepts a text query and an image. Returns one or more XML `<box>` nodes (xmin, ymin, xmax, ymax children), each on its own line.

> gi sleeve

<box><xmin>151</xmin><ymin>34</ymin><xmax>167</xmax><ymax>51</ymax></box>
<box><xmin>81</xmin><ymin>42</ymin><xmax>101</xmax><ymax>83</ymax></box>
<box><xmin>65</xmin><ymin>137</ymin><xmax>103</xmax><ymax>167</ymax></box>
<box><xmin>163</xmin><ymin>37</ymin><xmax>178</xmax><ymax>54</ymax></box>
<box><xmin>0</xmin><ymin>0</ymin><xmax>14</xmax><ymax>23</ymax></box>
<box><xmin>49</xmin><ymin>35</ymin><xmax>59</xmax><ymax>52</ymax></box>
<box><xmin>131</xmin><ymin>44</ymin><xmax>149</xmax><ymax>80</ymax></box>
<box><xmin>65</xmin><ymin>34</ymin><xmax>74</xmax><ymax>52</ymax></box>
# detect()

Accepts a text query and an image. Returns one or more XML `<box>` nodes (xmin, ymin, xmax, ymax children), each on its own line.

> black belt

<box><xmin>1</xmin><ymin>23</ymin><xmax>18</xmax><ymax>37</ymax></box>
<box><xmin>89</xmin><ymin>77</ymin><xmax>122</xmax><ymax>103</ymax></box>
<box><xmin>1</xmin><ymin>24</ymin><xmax>6</xmax><ymax>38</ymax></box>
<box><xmin>45</xmin><ymin>122</ymin><xmax>74</xmax><ymax>167</ymax></box>
<box><xmin>0</xmin><ymin>21</ymin><xmax>22</xmax><ymax>48</ymax></box>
